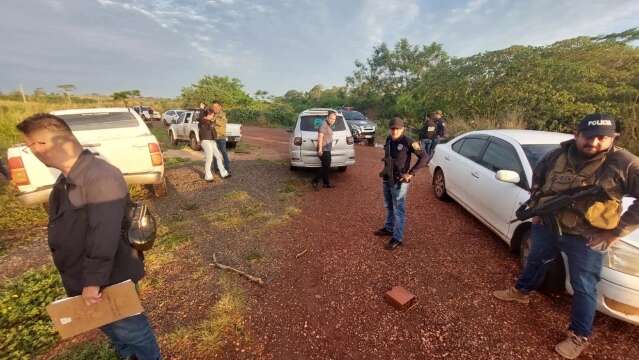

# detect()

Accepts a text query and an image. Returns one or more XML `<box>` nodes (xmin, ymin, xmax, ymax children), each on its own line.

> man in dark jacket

<box><xmin>419</xmin><ymin>112</ymin><xmax>437</xmax><ymax>158</ymax></box>
<box><xmin>373</xmin><ymin>117</ymin><xmax>428</xmax><ymax>250</ymax></box>
<box><xmin>430</xmin><ymin>110</ymin><xmax>446</xmax><ymax>155</ymax></box>
<box><xmin>16</xmin><ymin>113</ymin><xmax>161</xmax><ymax>360</ymax></box>
<box><xmin>493</xmin><ymin>114</ymin><xmax>639</xmax><ymax>359</ymax></box>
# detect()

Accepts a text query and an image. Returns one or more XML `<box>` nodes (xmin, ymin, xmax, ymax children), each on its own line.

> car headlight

<box><xmin>604</xmin><ymin>240</ymin><xmax>639</xmax><ymax>276</ymax></box>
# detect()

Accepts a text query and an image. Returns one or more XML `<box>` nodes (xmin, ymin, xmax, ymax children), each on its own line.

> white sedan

<box><xmin>429</xmin><ymin>129</ymin><xmax>639</xmax><ymax>325</ymax></box>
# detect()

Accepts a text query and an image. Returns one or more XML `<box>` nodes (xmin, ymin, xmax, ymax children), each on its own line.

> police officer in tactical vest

<box><xmin>374</xmin><ymin>117</ymin><xmax>428</xmax><ymax>250</ymax></box>
<box><xmin>493</xmin><ymin>113</ymin><xmax>639</xmax><ymax>359</ymax></box>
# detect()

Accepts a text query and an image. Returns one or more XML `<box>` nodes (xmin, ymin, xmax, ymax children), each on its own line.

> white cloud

<box><xmin>95</xmin><ymin>0</ymin><xmax>240</xmax><ymax>67</ymax></box>
<box><xmin>361</xmin><ymin>0</ymin><xmax>420</xmax><ymax>45</ymax></box>
<box><xmin>207</xmin><ymin>0</ymin><xmax>235</xmax><ymax>5</ymax></box>
<box><xmin>446</xmin><ymin>0</ymin><xmax>488</xmax><ymax>24</ymax></box>
<box><xmin>44</xmin><ymin>0</ymin><xmax>64</xmax><ymax>11</ymax></box>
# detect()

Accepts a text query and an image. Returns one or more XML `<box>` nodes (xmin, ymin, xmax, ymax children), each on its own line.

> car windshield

<box><xmin>522</xmin><ymin>144</ymin><xmax>561</xmax><ymax>168</ymax></box>
<box><xmin>300</xmin><ymin>115</ymin><xmax>347</xmax><ymax>131</ymax></box>
<box><xmin>58</xmin><ymin>112</ymin><xmax>139</xmax><ymax>130</ymax></box>
<box><xmin>343</xmin><ymin>111</ymin><xmax>366</xmax><ymax>121</ymax></box>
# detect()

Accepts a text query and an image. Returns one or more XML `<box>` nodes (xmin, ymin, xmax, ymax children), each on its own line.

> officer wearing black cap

<box><xmin>374</xmin><ymin>117</ymin><xmax>428</xmax><ymax>250</ymax></box>
<box><xmin>493</xmin><ymin>113</ymin><xmax>639</xmax><ymax>359</ymax></box>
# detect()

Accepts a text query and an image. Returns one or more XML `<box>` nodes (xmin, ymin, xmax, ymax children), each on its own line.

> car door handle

<box><xmin>471</xmin><ymin>171</ymin><xmax>479</xmax><ymax>178</ymax></box>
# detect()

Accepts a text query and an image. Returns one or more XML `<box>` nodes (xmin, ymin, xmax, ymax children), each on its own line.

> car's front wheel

<box><xmin>433</xmin><ymin>168</ymin><xmax>451</xmax><ymax>201</ymax></box>
<box><xmin>367</xmin><ymin>138</ymin><xmax>375</xmax><ymax>146</ymax></box>
<box><xmin>189</xmin><ymin>133</ymin><xmax>201</xmax><ymax>151</ymax></box>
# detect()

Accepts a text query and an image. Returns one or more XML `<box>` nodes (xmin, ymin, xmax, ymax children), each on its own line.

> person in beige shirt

<box><xmin>210</xmin><ymin>101</ymin><xmax>231</xmax><ymax>175</ymax></box>
<box><xmin>311</xmin><ymin>111</ymin><xmax>336</xmax><ymax>190</ymax></box>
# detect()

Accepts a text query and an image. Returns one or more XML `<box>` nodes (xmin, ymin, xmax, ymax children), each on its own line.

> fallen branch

<box><xmin>210</xmin><ymin>253</ymin><xmax>265</xmax><ymax>286</ymax></box>
<box><xmin>295</xmin><ymin>249</ymin><xmax>308</xmax><ymax>258</ymax></box>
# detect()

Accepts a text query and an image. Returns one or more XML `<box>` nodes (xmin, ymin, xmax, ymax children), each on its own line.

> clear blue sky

<box><xmin>1</xmin><ymin>0</ymin><xmax>637</xmax><ymax>98</ymax></box>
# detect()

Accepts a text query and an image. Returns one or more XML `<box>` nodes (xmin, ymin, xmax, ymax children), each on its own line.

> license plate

<box><xmin>365</xmin><ymin>135</ymin><xmax>373</xmax><ymax>138</ymax></box>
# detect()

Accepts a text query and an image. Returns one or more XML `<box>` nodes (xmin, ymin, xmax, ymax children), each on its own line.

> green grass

<box><xmin>164</xmin><ymin>156</ymin><xmax>187</xmax><ymax>167</ymax></box>
<box><xmin>51</xmin><ymin>341</ymin><xmax>118</xmax><ymax>360</ymax></box>
<box><xmin>0</xmin><ymin>266</ymin><xmax>65</xmax><ymax>360</ymax></box>
<box><xmin>0</xmin><ymin>184</ymin><xmax>48</xmax><ymax>254</ymax></box>
<box><xmin>231</xmin><ymin>142</ymin><xmax>257</xmax><ymax>154</ymax></box>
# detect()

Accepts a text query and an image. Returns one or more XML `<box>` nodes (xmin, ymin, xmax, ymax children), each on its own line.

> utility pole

<box><xmin>19</xmin><ymin>84</ymin><xmax>27</xmax><ymax>103</ymax></box>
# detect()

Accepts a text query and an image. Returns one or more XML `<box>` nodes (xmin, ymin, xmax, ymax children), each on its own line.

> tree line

<box><xmin>173</xmin><ymin>28</ymin><xmax>639</xmax><ymax>152</ymax></box>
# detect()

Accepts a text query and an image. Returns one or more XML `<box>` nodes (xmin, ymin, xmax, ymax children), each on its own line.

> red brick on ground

<box><xmin>385</xmin><ymin>286</ymin><xmax>417</xmax><ymax>311</ymax></box>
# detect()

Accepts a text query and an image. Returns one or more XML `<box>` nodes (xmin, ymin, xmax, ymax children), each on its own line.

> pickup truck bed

<box><xmin>7</xmin><ymin>108</ymin><xmax>166</xmax><ymax>205</ymax></box>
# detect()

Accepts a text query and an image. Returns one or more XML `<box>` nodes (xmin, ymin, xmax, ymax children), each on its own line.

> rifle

<box><xmin>512</xmin><ymin>185</ymin><xmax>605</xmax><ymax>224</ymax></box>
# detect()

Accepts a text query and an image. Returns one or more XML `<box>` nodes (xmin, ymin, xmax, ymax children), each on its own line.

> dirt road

<box><xmin>239</xmin><ymin>127</ymin><xmax>639</xmax><ymax>359</ymax></box>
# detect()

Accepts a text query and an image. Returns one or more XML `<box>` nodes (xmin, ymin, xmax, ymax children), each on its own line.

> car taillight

<box><xmin>293</xmin><ymin>137</ymin><xmax>302</xmax><ymax>146</ymax></box>
<box><xmin>8</xmin><ymin>156</ymin><xmax>30</xmax><ymax>186</ymax></box>
<box><xmin>148</xmin><ymin>143</ymin><xmax>163</xmax><ymax>166</ymax></box>
<box><xmin>346</xmin><ymin>136</ymin><xmax>354</xmax><ymax>145</ymax></box>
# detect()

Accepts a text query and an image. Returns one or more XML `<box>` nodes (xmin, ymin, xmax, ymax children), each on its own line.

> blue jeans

<box><xmin>215</xmin><ymin>139</ymin><xmax>230</xmax><ymax>171</ymax></box>
<box><xmin>420</xmin><ymin>138</ymin><xmax>439</xmax><ymax>157</ymax></box>
<box><xmin>516</xmin><ymin>223</ymin><xmax>603</xmax><ymax>337</ymax></box>
<box><xmin>382</xmin><ymin>181</ymin><xmax>410</xmax><ymax>242</ymax></box>
<box><xmin>430</xmin><ymin>138</ymin><xmax>439</xmax><ymax>156</ymax></box>
<box><xmin>100</xmin><ymin>313</ymin><xmax>162</xmax><ymax>360</ymax></box>
<box><xmin>421</xmin><ymin>139</ymin><xmax>433</xmax><ymax>156</ymax></box>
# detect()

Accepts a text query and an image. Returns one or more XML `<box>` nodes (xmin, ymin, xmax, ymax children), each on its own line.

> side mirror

<box><xmin>495</xmin><ymin>170</ymin><xmax>520</xmax><ymax>184</ymax></box>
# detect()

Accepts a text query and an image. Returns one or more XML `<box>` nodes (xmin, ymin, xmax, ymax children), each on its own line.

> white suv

<box><xmin>289</xmin><ymin>108</ymin><xmax>355</xmax><ymax>171</ymax></box>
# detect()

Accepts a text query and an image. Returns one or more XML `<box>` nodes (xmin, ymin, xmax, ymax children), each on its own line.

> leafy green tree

<box><xmin>181</xmin><ymin>75</ymin><xmax>252</xmax><ymax>107</ymax></box>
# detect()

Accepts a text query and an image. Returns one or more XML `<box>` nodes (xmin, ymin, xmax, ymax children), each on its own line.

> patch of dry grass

<box><xmin>206</xmin><ymin>194</ymin><xmax>272</xmax><ymax>230</ymax></box>
<box><xmin>162</xmin><ymin>273</ymin><xmax>247</xmax><ymax>353</ymax></box>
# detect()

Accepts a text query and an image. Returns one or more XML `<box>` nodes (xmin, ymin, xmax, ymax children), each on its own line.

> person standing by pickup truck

<box><xmin>15</xmin><ymin>113</ymin><xmax>161</xmax><ymax>360</ymax></box>
<box><xmin>199</xmin><ymin>110</ymin><xmax>229</xmax><ymax>182</ymax></box>
<box><xmin>210</xmin><ymin>101</ymin><xmax>231</xmax><ymax>175</ymax></box>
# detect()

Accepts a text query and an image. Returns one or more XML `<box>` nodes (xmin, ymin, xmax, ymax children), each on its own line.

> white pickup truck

<box><xmin>167</xmin><ymin>109</ymin><xmax>242</xmax><ymax>150</ymax></box>
<box><xmin>6</xmin><ymin>108</ymin><xmax>167</xmax><ymax>205</ymax></box>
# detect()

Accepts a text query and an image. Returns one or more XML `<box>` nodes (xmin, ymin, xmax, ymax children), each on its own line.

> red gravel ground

<box><xmin>238</xmin><ymin>127</ymin><xmax>639</xmax><ymax>359</ymax></box>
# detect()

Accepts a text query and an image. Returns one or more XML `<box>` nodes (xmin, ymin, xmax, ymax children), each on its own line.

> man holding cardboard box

<box><xmin>16</xmin><ymin>113</ymin><xmax>161</xmax><ymax>360</ymax></box>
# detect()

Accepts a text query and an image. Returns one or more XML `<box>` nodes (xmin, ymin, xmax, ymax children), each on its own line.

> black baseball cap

<box><xmin>389</xmin><ymin>117</ymin><xmax>404</xmax><ymax>129</ymax></box>
<box><xmin>577</xmin><ymin>113</ymin><xmax>617</xmax><ymax>137</ymax></box>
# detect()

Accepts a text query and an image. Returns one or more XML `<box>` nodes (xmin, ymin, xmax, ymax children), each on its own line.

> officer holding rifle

<box><xmin>493</xmin><ymin>113</ymin><xmax>639</xmax><ymax>359</ymax></box>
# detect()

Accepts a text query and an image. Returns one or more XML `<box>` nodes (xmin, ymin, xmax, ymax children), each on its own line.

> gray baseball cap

<box><xmin>389</xmin><ymin>117</ymin><xmax>404</xmax><ymax>129</ymax></box>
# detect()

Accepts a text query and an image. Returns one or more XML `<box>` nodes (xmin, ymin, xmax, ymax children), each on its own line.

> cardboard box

<box><xmin>384</xmin><ymin>286</ymin><xmax>417</xmax><ymax>311</ymax></box>
<box><xmin>46</xmin><ymin>280</ymin><xmax>143</xmax><ymax>339</ymax></box>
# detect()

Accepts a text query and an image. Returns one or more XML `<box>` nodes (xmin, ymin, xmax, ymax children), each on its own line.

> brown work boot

<box><xmin>555</xmin><ymin>330</ymin><xmax>589</xmax><ymax>359</ymax></box>
<box><xmin>492</xmin><ymin>287</ymin><xmax>530</xmax><ymax>304</ymax></box>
